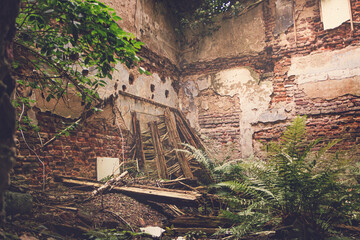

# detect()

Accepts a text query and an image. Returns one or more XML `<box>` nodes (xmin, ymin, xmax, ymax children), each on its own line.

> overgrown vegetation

<box><xmin>13</xmin><ymin>0</ymin><xmax>146</xmax><ymax>133</ymax></box>
<box><xmin>186</xmin><ymin>116</ymin><xmax>360</xmax><ymax>239</ymax></box>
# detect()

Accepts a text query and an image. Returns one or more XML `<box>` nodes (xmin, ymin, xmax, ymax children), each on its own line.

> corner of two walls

<box><xmin>15</xmin><ymin>0</ymin><xmax>360</xmax><ymax>186</ymax></box>
<box><xmin>14</xmin><ymin>0</ymin><xmax>182</xmax><ymax>186</ymax></box>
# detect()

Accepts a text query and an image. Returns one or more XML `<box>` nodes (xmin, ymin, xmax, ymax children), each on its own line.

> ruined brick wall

<box><xmin>197</xmin><ymin>90</ymin><xmax>242</xmax><ymax>160</ymax></box>
<box><xmin>13</xmin><ymin>49</ymin><xmax>181</xmax><ymax>188</ymax></box>
<box><xmin>14</xmin><ymin>110</ymin><xmax>130</xmax><ymax>188</ymax></box>
<box><xmin>14</xmin><ymin>0</ymin><xmax>360</xmax><ymax>187</ymax></box>
<box><xmin>13</xmin><ymin>0</ymin><xmax>182</xmax><ymax>188</ymax></box>
<box><xmin>179</xmin><ymin>0</ymin><xmax>360</xmax><ymax>160</ymax></box>
<box><xmin>254</xmin><ymin>0</ymin><xmax>360</xmax><ymax>153</ymax></box>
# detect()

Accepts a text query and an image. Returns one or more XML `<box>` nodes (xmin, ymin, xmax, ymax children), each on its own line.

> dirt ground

<box><xmin>2</xmin><ymin>181</ymin><xmax>359</xmax><ymax>240</ymax></box>
<box><xmin>0</xmin><ymin>182</ymin><xmax>174</xmax><ymax>240</ymax></box>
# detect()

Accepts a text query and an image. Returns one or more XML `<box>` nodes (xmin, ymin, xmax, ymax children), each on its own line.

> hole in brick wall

<box><xmin>150</xmin><ymin>84</ymin><xmax>155</xmax><ymax>92</ymax></box>
<box><xmin>122</xmin><ymin>85</ymin><xmax>127</xmax><ymax>91</ymax></box>
<box><xmin>161</xmin><ymin>76</ymin><xmax>166</xmax><ymax>83</ymax></box>
<box><xmin>151</xmin><ymin>94</ymin><xmax>154</xmax><ymax>99</ymax></box>
<box><xmin>165</xmin><ymin>90</ymin><xmax>169</xmax><ymax>98</ymax></box>
<box><xmin>129</xmin><ymin>73</ymin><xmax>134</xmax><ymax>85</ymax></box>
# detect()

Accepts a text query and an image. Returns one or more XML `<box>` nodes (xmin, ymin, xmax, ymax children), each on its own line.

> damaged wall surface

<box><xmin>179</xmin><ymin>0</ymin><xmax>360</xmax><ymax>160</ymax></box>
<box><xmin>181</xmin><ymin>3</ymin><xmax>266</xmax><ymax>65</ymax></box>
<box><xmin>14</xmin><ymin>0</ymin><xmax>182</xmax><ymax>186</ymax></box>
<box><xmin>180</xmin><ymin>67</ymin><xmax>273</xmax><ymax>159</ymax></box>
<box><xmin>15</xmin><ymin>0</ymin><xmax>360</xmax><ymax>186</ymax></box>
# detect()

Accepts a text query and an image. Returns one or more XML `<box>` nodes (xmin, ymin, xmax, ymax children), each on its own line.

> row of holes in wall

<box><xmin>122</xmin><ymin>73</ymin><xmax>169</xmax><ymax>99</ymax></box>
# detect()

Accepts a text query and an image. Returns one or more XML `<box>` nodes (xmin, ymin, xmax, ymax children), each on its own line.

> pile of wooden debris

<box><xmin>131</xmin><ymin>108</ymin><xmax>212</xmax><ymax>182</ymax></box>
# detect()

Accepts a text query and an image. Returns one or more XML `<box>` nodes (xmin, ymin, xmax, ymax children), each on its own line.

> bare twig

<box><xmin>103</xmin><ymin>210</ymin><xmax>134</xmax><ymax>232</ymax></box>
<box><xmin>91</xmin><ymin>171</ymin><xmax>128</xmax><ymax>197</ymax></box>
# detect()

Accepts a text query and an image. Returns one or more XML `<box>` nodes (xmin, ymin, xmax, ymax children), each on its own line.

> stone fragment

<box><xmin>5</xmin><ymin>191</ymin><xmax>33</xmax><ymax>215</ymax></box>
<box><xmin>258</xmin><ymin>109</ymin><xmax>287</xmax><ymax>123</ymax></box>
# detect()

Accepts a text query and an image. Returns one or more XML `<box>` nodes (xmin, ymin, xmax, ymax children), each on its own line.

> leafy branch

<box><xmin>14</xmin><ymin>0</ymin><xmax>144</xmax><ymax>107</ymax></box>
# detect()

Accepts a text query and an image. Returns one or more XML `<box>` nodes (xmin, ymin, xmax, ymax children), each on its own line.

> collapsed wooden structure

<box><xmin>131</xmin><ymin>107</ymin><xmax>212</xmax><ymax>182</ymax></box>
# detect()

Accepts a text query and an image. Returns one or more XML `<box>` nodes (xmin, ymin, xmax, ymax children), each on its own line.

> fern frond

<box><xmin>178</xmin><ymin>143</ymin><xmax>214</xmax><ymax>170</ymax></box>
<box><xmin>315</xmin><ymin>139</ymin><xmax>342</xmax><ymax>160</ymax></box>
<box><xmin>217</xmin><ymin>181</ymin><xmax>251</xmax><ymax>195</ymax></box>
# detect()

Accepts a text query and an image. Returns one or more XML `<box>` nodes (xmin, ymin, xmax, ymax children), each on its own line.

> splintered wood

<box><xmin>149</xmin><ymin>121</ymin><xmax>169</xmax><ymax>179</ymax></box>
<box><xmin>131</xmin><ymin>112</ymin><xmax>146</xmax><ymax>172</ymax></box>
<box><xmin>130</xmin><ymin>109</ymin><xmax>210</xmax><ymax>181</ymax></box>
<box><xmin>91</xmin><ymin>171</ymin><xmax>128</xmax><ymax>197</ymax></box>
<box><xmin>164</xmin><ymin>109</ymin><xmax>194</xmax><ymax>179</ymax></box>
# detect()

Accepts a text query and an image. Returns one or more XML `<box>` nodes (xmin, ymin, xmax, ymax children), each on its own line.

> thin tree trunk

<box><xmin>0</xmin><ymin>0</ymin><xmax>20</xmax><ymax>222</ymax></box>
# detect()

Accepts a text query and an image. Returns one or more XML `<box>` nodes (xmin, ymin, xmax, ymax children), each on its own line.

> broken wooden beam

<box><xmin>131</xmin><ymin>112</ymin><xmax>147</xmax><ymax>171</ymax></box>
<box><xmin>160</xmin><ymin>178</ymin><xmax>198</xmax><ymax>189</ymax></box>
<box><xmin>118</xmin><ymin>90</ymin><xmax>178</xmax><ymax>112</ymax></box>
<box><xmin>149</xmin><ymin>121</ymin><xmax>169</xmax><ymax>179</ymax></box>
<box><xmin>176</xmin><ymin>110</ymin><xmax>209</xmax><ymax>153</ymax></box>
<box><xmin>164</xmin><ymin>108</ymin><xmax>194</xmax><ymax>179</ymax></box>
<box><xmin>91</xmin><ymin>171</ymin><xmax>128</xmax><ymax>197</ymax></box>
<box><xmin>175</xmin><ymin>113</ymin><xmax>198</xmax><ymax>147</ymax></box>
<box><xmin>59</xmin><ymin>178</ymin><xmax>201</xmax><ymax>206</ymax></box>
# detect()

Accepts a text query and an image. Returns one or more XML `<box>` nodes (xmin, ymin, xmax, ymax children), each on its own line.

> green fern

<box><xmin>215</xmin><ymin>116</ymin><xmax>360</xmax><ymax>239</ymax></box>
<box><xmin>178</xmin><ymin>143</ymin><xmax>214</xmax><ymax>171</ymax></box>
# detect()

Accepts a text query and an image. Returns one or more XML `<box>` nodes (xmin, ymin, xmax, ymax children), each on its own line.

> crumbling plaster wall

<box><xmin>101</xmin><ymin>0</ymin><xmax>180</xmax><ymax>64</ymax></box>
<box><xmin>181</xmin><ymin>3</ymin><xmax>266</xmax><ymax>65</ymax></box>
<box><xmin>15</xmin><ymin>0</ymin><xmax>182</xmax><ymax>185</ymax></box>
<box><xmin>179</xmin><ymin>67</ymin><xmax>274</xmax><ymax>159</ymax></box>
<box><xmin>179</xmin><ymin>0</ymin><xmax>360</xmax><ymax>160</ymax></box>
<box><xmin>100</xmin><ymin>63</ymin><xmax>179</xmax><ymax>131</ymax></box>
<box><xmin>15</xmin><ymin>0</ymin><xmax>360</xmax><ymax>186</ymax></box>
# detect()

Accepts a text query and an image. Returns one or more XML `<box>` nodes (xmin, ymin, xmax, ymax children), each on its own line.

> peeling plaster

<box><xmin>197</xmin><ymin>76</ymin><xmax>212</xmax><ymax>91</ymax></box>
<box><xmin>288</xmin><ymin>46</ymin><xmax>360</xmax><ymax>84</ymax></box>
<box><xmin>288</xmin><ymin>46</ymin><xmax>360</xmax><ymax>99</ymax></box>
<box><xmin>183</xmin><ymin>67</ymin><xmax>274</xmax><ymax>158</ymax></box>
<box><xmin>320</xmin><ymin>0</ymin><xmax>351</xmax><ymax>30</ymax></box>
<box><xmin>212</xmin><ymin>67</ymin><xmax>260</xmax><ymax>97</ymax></box>
<box><xmin>34</xmin><ymin>89</ymin><xmax>84</xmax><ymax>119</ymax></box>
<box><xmin>300</xmin><ymin>77</ymin><xmax>360</xmax><ymax>99</ymax></box>
<box><xmin>258</xmin><ymin>108</ymin><xmax>287</xmax><ymax>123</ymax></box>
<box><xmin>182</xmin><ymin>4</ymin><xmax>266</xmax><ymax>63</ymax></box>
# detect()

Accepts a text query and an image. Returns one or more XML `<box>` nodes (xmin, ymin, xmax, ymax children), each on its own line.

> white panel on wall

<box><xmin>320</xmin><ymin>0</ymin><xmax>351</xmax><ymax>30</ymax></box>
<box><xmin>96</xmin><ymin>157</ymin><xmax>120</xmax><ymax>181</ymax></box>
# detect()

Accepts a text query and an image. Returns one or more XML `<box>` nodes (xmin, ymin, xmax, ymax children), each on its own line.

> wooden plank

<box><xmin>131</xmin><ymin>112</ymin><xmax>147</xmax><ymax>171</ymax></box>
<box><xmin>164</xmin><ymin>108</ymin><xmax>194</xmax><ymax>179</ymax></box>
<box><xmin>174</xmin><ymin>113</ymin><xmax>198</xmax><ymax>147</ymax></box>
<box><xmin>292</xmin><ymin>0</ymin><xmax>297</xmax><ymax>45</ymax></box>
<box><xmin>118</xmin><ymin>90</ymin><xmax>178</xmax><ymax>112</ymax></box>
<box><xmin>149</xmin><ymin>121</ymin><xmax>169</xmax><ymax>179</ymax></box>
<box><xmin>175</xmin><ymin>110</ymin><xmax>212</xmax><ymax>158</ymax></box>
<box><xmin>348</xmin><ymin>0</ymin><xmax>354</xmax><ymax>31</ymax></box>
<box><xmin>91</xmin><ymin>171</ymin><xmax>128</xmax><ymax>197</ymax></box>
<box><xmin>176</xmin><ymin>110</ymin><xmax>205</xmax><ymax>149</ymax></box>
<box><xmin>160</xmin><ymin>178</ymin><xmax>198</xmax><ymax>188</ymax></box>
<box><xmin>60</xmin><ymin>178</ymin><xmax>201</xmax><ymax>206</ymax></box>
